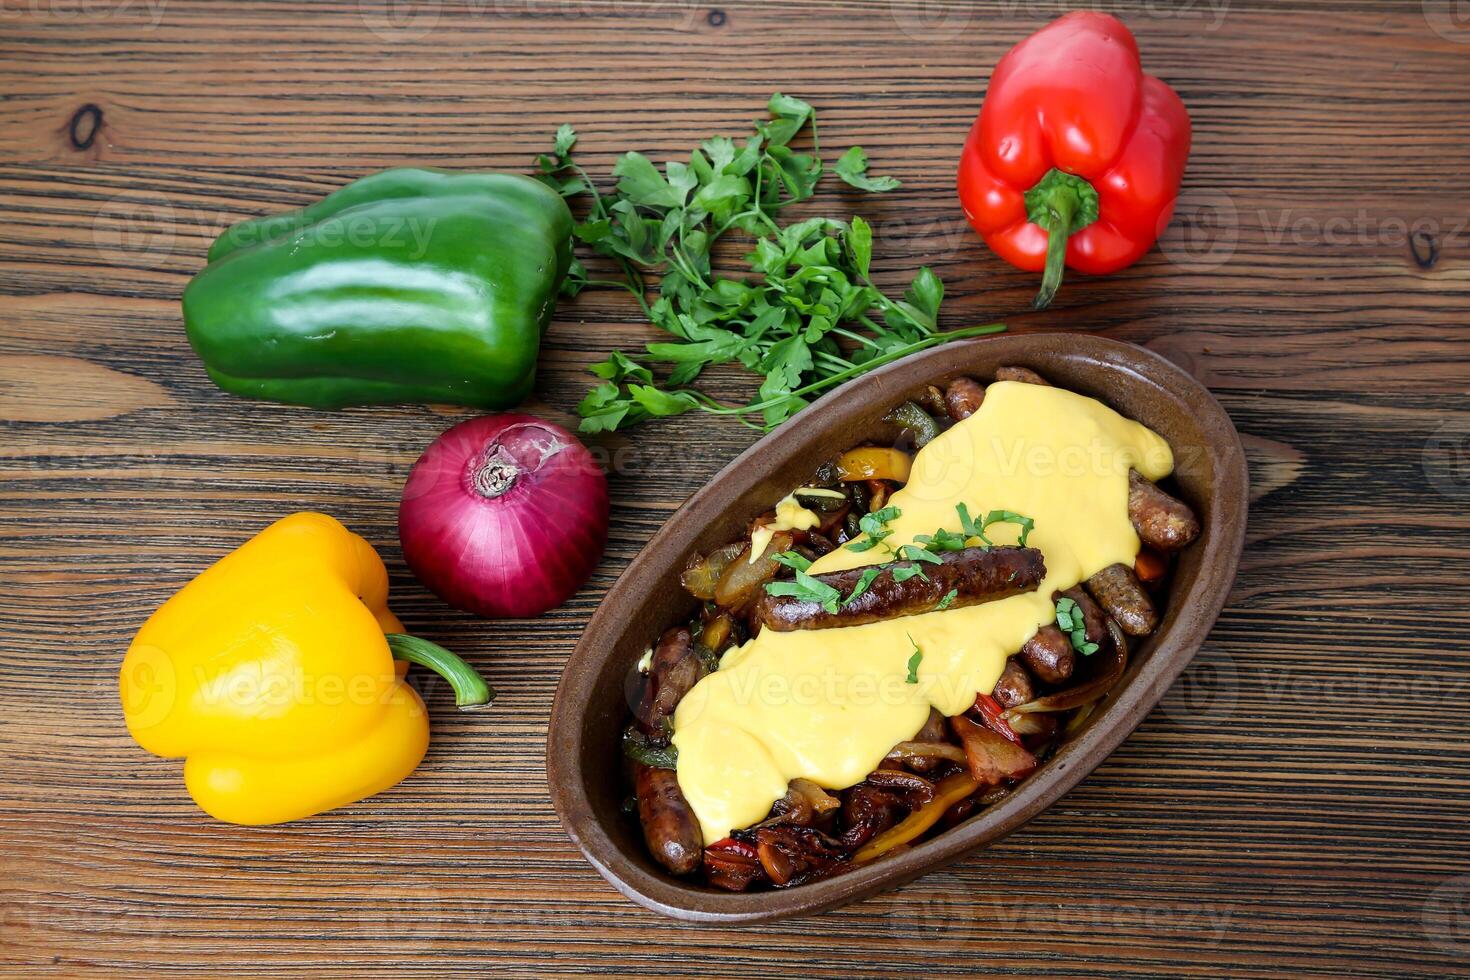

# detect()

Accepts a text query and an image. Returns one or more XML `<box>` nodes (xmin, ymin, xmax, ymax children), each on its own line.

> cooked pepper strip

<box><xmin>957</xmin><ymin>12</ymin><xmax>1191</xmax><ymax>308</ymax></box>
<box><xmin>853</xmin><ymin>771</ymin><xmax>980</xmax><ymax>863</ymax></box>
<box><xmin>834</xmin><ymin>446</ymin><xmax>913</xmax><ymax>483</ymax></box>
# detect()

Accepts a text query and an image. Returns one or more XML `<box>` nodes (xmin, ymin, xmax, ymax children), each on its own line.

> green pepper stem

<box><xmin>1034</xmin><ymin>190</ymin><xmax>1074</xmax><ymax>311</ymax></box>
<box><xmin>386</xmin><ymin>634</ymin><xmax>495</xmax><ymax>711</ymax></box>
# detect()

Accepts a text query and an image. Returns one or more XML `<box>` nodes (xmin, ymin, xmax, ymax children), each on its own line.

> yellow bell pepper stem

<box><xmin>386</xmin><ymin>633</ymin><xmax>495</xmax><ymax>710</ymax></box>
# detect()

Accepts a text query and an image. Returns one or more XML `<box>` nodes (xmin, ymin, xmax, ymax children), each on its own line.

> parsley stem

<box><xmin>692</xmin><ymin>322</ymin><xmax>1006</xmax><ymax>419</ymax></box>
<box><xmin>831</xmin><ymin>326</ymin><xmax>883</xmax><ymax>350</ymax></box>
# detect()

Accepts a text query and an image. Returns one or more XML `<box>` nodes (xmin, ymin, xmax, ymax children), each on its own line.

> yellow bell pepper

<box><xmin>119</xmin><ymin>512</ymin><xmax>492</xmax><ymax>825</ymax></box>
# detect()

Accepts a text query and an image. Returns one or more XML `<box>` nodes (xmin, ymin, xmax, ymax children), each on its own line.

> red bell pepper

<box><xmin>957</xmin><ymin>12</ymin><xmax>1191</xmax><ymax>309</ymax></box>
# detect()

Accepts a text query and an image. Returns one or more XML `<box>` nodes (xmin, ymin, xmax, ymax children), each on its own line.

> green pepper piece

<box><xmin>183</xmin><ymin>168</ymin><xmax>574</xmax><ymax>410</ymax></box>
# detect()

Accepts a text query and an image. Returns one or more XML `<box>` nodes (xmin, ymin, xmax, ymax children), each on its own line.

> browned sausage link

<box><xmin>1019</xmin><ymin>625</ymin><xmax>1075</xmax><ymax>685</ymax></box>
<box><xmin>635</xmin><ymin>762</ymin><xmax>702</xmax><ymax>876</ymax></box>
<box><xmin>753</xmin><ymin>546</ymin><xmax>1045</xmax><ymax>632</ymax></box>
<box><xmin>995</xmin><ymin>365</ymin><xmax>1049</xmax><ymax>385</ymax></box>
<box><xmin>944</xmin><ymin>376</ymin><xmax>986</xmax><ymax>421</ymax></box>
<box><xmin>1085</xmin><ymin>562</ymin><xmax>1159</xmax><ymax>636</ymax></box>
<box><xmin>1128</xmin><ymin>469</ymin><xmax>1201</xmax><ymax>552</ymax></box>
<box><xmin>639</xmin><ymin>626</ymin><xmax>702</xmax><ymax>724</ymax></box>
<box><xmin>1060</xmin><ymin>586</ymin><xmax>1107</xmax><ymax>646</ymax></box>
<box><xmin>992</xmin><ymin>656</ymin><xmax>1035</xmax><ymax>707</ymax></box>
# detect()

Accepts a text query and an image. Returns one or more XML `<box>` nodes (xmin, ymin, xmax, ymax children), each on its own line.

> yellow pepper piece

<box><xmin>119</xmin><ymin>512</ymin><xmax>489</xmax><ymax>825</ymax></box>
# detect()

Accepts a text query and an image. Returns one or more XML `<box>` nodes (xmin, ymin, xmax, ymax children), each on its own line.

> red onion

<box><xmin>399</xmin><ymin>414</ymin><xmax>608</xmax><ymax>618</ymax></box>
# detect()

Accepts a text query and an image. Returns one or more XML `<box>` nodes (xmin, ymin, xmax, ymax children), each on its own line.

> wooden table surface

<box><xmin>3</xmin><ymin>1</ymin><xmax>1468</xmax><ymax>976</ymax></box>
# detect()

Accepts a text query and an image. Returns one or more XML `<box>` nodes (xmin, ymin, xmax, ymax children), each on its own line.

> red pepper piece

<box><xmin>973</xmin><ymin>692</ymin><xmax>1023</xmax><ymax>745</ymax></box>
<box><xmin>957</xmin><ymin>12</ymin><xmax>1191</xmax><ymax>309</ymax></box>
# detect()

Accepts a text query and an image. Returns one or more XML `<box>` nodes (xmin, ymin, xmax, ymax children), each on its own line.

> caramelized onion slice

<box><xmin>886</xmin><ymin>741</ymin><xmax>967</xmax><ymax>765</ymax></box>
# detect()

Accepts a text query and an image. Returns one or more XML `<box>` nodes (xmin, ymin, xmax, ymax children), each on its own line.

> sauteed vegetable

<box><xmin>622</xmin><ymin>366</ymin><xmax>1200</xmax><ymax>890</ymax></box>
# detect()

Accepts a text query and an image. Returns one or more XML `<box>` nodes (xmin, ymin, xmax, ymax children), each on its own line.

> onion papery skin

<box><xmin>399</xmin><ymin>413</ymin><xmax>609</xmax><ymax>618</ymax></box>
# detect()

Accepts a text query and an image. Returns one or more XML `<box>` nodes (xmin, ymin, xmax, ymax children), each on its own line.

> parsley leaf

<box><xmin>935</xmin><ymin>588</ymin><xmax>958</xmax><ymax>610</ymax></box>
<box><xmin>847</xmin><ymin>505</ymin><xmax>901</xmax><ymax>553</ymax></box>
<box><xmin>844</xmin><ymin>565</ymin><xmax>884</xmax><ymax>604</ymax></box>
<box><xmin>772</xmin><ymin>550</ymin><xmax>813</xmax><ymax>573</ymax></box>
<box><xmin>765</xmin><ymin>569</ymin><xmax>842</xmax><ymax>614</ymax></box>
<box><xmin>905</xmin><ymin>636</ymin><xmax>923</xmax><ymax>684</ymax></box>
<box><xmin>834</xmin><ymin>146</ymin><xmax>902</xmax><ymax>193</ymax></box>
<box><xmin>898</xmin><ymin>544</ymin><xmax>943</xmax><ymax>565</ymax></box>
<box><xmin>1055</xmin><ymin>596</ymin><xmax>1100</xmax><ymax>656</ymax></box>
<box><xmin>915</xmin><ymin>526</ymin><xmax>968</xmax><ymax>553</ymax></box>
<box><xmin>983</xmin><ymin>509</ymin><xmax>1035</xmax><ymax>547</ymax></box>
<box><xmin>892</xmin><ymin>563</ymin><xmax>928</xmax><ymax>583</ymax></box>
<box><xmin>955</xmin><ymin>503</ymin><xmax>1036</xmax><ymax>547</ymax></box>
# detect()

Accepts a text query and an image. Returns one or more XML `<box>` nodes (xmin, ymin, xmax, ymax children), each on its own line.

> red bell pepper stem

<box><xmin>1026</xmin><ymin>168</ymin><xmax>1098</xmax><ymax>310</ymax></box>
<box><xmin>1034</xmin><ymin>187</ymin><xmax>1075</xmax><ymax>310</ymax></box>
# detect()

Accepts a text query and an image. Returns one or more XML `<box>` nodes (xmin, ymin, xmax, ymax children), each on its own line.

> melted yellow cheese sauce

<box><xmin>671</xmin><ymin>381</ymin><xmax>1175</xmax><ymax>844</ymax></box>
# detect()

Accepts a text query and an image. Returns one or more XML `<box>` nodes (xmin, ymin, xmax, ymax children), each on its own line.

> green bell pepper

<box><xmin>182</xmin><ymin>168</ymin><xmax>574</xmax><ymax>410</ymax></box>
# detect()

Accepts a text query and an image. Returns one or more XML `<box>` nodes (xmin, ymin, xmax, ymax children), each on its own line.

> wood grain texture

<box><xmin>2</xmin><ymin>0</ymin><xmax>1468</xmax><ymax>976</ymax></box>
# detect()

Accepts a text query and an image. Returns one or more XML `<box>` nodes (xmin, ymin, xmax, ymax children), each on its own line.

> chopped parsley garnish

<box><xmin>956</xmin><ymin>502</ymin><xmax>1035</xmax><ymax>547</ymax></box>
<box><xmin>914</xmin><ymin>526</ymin><xmax>968</xmax><ymax>553</ymax></box>
<box><xmin>1055</xmin><ymin>596</ymin><xmax>1100</xmax><ymax>656</ymax></box>
<box><xmin>771</xmin><ymin>550</ymin><xmax>812</xmax><ymax>573</ymax></box>
<box><xmin>846</xmin><ymin>505</ymin><xmax>901</xmax><ymax>553</ymax></box>
<box><xmin>891</xmin><ymin>563</ymin><xmax>928</xmax><ymax>583</ymax></box>
<box><xmin>843</xmin><ymin>566</ymin><xmax>884</xmax><ymax>604</ymax></box>
<box><xmin>935</xmin><ymin>588</ymin><xmax>958</xmax><ymax>610</ymax></box>
<box><xmin>905</xmin><ymin>635</ymin><xmax>923</xmax><ymax>684</ymax></box>
<box><xmin>898</xmin><ymin>543</ymin><xmax>943</xmax><ymax>565</ymax></box>
<box><xmin>765</xmin><ymin>569</ymin><xmax>841</xmax><ymax>613</ymax></box>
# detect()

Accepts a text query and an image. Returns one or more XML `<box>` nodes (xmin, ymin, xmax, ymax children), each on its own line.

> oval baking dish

<box><xmin>547</xmin><ymin>333</ymin><xmax>1248</xmax><ymax>923</ymax></box>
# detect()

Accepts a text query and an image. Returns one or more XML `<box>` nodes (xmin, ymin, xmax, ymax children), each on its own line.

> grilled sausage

<box><xmin>1128</xmin><ymin>470</ymin><xmax>1201</xmax><ymax>552</ymax></box>
<box><xmin>635</xmin><ymin>762</ymin><xmax>702</xmax><ymax>876</ymax></box>
<box><xmin>753</xmin><ymin>546</ymin><xmax>1045</xmax><ymax>632</ymax></box>
<box><xmin>1059</xmin><ymin>586</ymin><xmax>1107</xmax><ymax>646</ymax></box>
<box><xmin>944</xmin><ymin>377</ymin><xmax>986</xmax><ymax>420</ymax></box>
<box><xmin>992</xmin><ymin>657</ymin><xmax>1035</xmax><ymax>707</ymax></box>
<box><xmin>1085</xmin><ymin>562</ymin><xmax>1159</xmax><ymax>636</ymax></box>
<box><xmin>638</xmin><ymin>626</ymin><xmax>702</xmax><ymax>725</ymax></box>
<box><xmin>995</xmin><ymin>365</ymin><xmax>1049</xmax><ymax>386</ymax></box>
<box><xmin>1019</xmin><ymin>625</ymin><xmax>1075</xmax><ymax>685</ymax></box>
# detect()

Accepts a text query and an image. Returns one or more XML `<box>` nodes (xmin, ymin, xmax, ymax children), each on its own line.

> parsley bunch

<box><xmin>535</xmin><ymin>94</ymin><xmax>1004</xmax><ymax>433</ymax></box>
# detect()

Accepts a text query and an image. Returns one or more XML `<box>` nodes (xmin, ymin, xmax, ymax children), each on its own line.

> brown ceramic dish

<box><xmin>547</xmin><ymin>333</ymin><xmax>1248</xmax><ymax>924</ymax></box>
